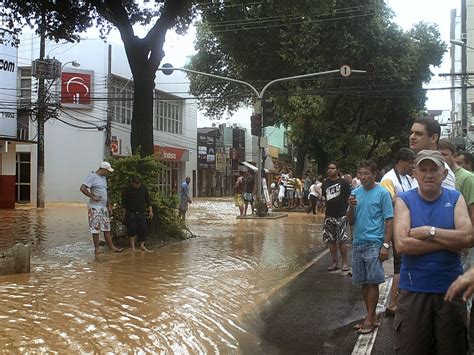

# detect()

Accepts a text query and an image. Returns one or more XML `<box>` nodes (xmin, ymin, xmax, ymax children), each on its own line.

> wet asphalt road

<box><xmin>257</xmin><ymin>245</ymin><xmax>474</xmax><ymax>355</ymax></box>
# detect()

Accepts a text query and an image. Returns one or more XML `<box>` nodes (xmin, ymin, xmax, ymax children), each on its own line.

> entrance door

<box><xmin>15</xmin><ymin>152</ymin><xmax>31</xmax><ymax>203</ymax></box>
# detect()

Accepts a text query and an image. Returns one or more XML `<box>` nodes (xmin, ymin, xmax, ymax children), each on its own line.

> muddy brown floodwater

<box><xmin>0</xmin><ymin>198</ymin><xmax>325</xmax><ymax>353</ymax></box>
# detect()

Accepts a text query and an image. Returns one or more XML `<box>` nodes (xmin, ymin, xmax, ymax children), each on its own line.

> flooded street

<box><xmin>0</xmin><ymin>199</ymin><xmax>325</xmax><ymax>352</ymax></box>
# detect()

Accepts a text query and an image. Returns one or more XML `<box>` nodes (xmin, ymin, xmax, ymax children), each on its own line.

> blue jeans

<box><xmin>352</xmin><ymin>243</ymin><xmax>385</xmax><ymax>285</ymax></box>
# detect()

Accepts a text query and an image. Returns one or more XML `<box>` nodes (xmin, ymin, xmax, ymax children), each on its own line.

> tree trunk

<box><xmin>131</xmin><ymin>71</ymin><xmax>155</xmax><ymax>156</ymax></box>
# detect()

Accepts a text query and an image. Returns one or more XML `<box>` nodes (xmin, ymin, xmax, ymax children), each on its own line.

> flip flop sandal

<box><xmin>342</xmin><ymin>266</ymin><xmax>350</xmax><ymax>272</ymax></box>
<box><xmin>327</xmin><ymin>265</ymin><xmax>339</xmax><ymax>271</ymax></box>
<box><xmin>357</xmin><ymin>324</ymin><xmax>376</xmax><ymax>334</ymax></box>
<box><xmin>353</xmin><ymin>322</ymin><xmax>380</xmax><ymax>330</ymax></box>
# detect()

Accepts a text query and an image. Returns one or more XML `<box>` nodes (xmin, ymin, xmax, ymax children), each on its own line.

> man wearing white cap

<box><xmin>394</xmin><ymin>150</ymin><xmax>472</xmax><ymax>354</ymax></box>
<box><xmin>80</xmin><ymin>161</ymin><xmax>123</xmax><ymax>253</ymax></box>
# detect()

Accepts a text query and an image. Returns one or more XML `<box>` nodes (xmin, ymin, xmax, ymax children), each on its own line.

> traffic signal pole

<box><xmin>159</xmin><ymin>64</ymin><xmax>367</xmax><ymax>204</ymax></box>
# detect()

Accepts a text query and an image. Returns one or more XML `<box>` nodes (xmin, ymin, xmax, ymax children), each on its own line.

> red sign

<box><xmin>153</xmin><ymin>145</ymin><xmax>188</xmax><ymax>161</ymax></box>
<box><xmin>61</xmin><ymin>72</ymin><xmax>92</xmax><ymax>105</ymax></box>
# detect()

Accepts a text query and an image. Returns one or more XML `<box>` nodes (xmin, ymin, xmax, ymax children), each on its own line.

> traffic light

<box><xmin>262</xmin><ymin>99</ymin><xmax>275</xmax><ymax>127</ymax></box>
<box><xmin>366</xmin><ymin>63</ymin><xmax>376</xmax><ymax>89</ymax></box>
<box><xmin>251</xmin><ymin>114</ymin><xmax>262</xmax><ymax>136</ymax></box>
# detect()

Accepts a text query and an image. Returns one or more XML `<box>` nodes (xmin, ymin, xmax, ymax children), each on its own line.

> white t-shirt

<box><xmin>83</xmin><ymin>172</ymin><xmax>108</xmax><ymax>208</ymax></box>
<box><xmin>309</xmin><ymin>183</ymin><xmax>320</xmax><ymax>197</ymax></box>
<box><xmin>380</xmin><ymin>168</ymin><xmax>415</xmax><ymax>198</ymax></box>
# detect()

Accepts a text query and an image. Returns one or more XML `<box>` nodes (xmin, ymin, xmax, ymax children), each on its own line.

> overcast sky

<box><xmin>137</xmin><ymin>1</ymin><xmax>462</xmax><ymax>126</ymax></box>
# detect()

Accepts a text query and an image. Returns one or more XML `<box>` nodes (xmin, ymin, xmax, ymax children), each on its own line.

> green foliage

<box><xmin>107</xmin><ymin>153</ymin><xmax>186</xmax><ymax>240</ymax></box>
<box><xmin>189</xmin><ymin>0</ymin><xmax>446</xmax><ymax>173</ymax></box>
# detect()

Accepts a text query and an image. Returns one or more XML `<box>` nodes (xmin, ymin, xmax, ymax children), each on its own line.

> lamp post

<box><xmin>159</xmin><ymin>64</ymin><xmax>366</xmax><ymax>203</ymax></box>
<box><xmin>450</xmin><ymin>39</ymin><xmax>472</xmax><ymax>142</ymax></box>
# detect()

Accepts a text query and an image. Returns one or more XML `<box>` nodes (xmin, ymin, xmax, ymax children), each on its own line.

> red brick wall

<box><xmin>0</xmin><ymin>175</ymin><xmax>15</xmax><ymax>209</ymax></box>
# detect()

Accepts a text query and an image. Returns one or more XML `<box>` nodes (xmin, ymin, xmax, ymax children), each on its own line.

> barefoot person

<box><xmin>179</xmin><ymin>176</ymin><xmax>192</xmax><ymax>220</ymax></box>
<box><xmin>347</xmin><ymin>160</ymin><xmax>393</xmax><ymax>334</ymax></box>
<box><xmin>121</xmin><ymin>176</ymin><xmax>153</xmax><ymax>252</ymax></box>
<box><xmin>80</xmin><ymin>161</ymin><xmax>123</xmax><ymax>254</ymax></box>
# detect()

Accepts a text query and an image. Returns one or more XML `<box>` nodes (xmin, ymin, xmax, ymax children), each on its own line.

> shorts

<box><xmin>322</xmin><ymin>216</ymin><xmax>348</xmax><ymax>243</ymax></box>
<box><xmin>294</xmin><ymin>191</ymin><xmax>302</xmax><ymax>198</ymax></box>
<box><xmin>351</xmin><ymin>243</ymin><xmax>385</xmax><ymax>285</ymax></box>
<box><xmin>278</xmin><ymin>194</ymin><xmax>284</xmax><ymax>202</ymax></box>
<box><xmin>179</xmin><ymin>198</ymin><xmax>188</xmax><ymax>212</ymax></box>
<box><xmin>243</xmin><ymin>192</ymin><xmax>254</xmax><ymax>202</ymax></box>
<box><xmin>394</xmin><ymin>290</ymin><xmax>468</xmax><ymax>354</ymax></box>
<box><xmin>88</xmin><ymin>206</ymin><xmax>111</xmax><ymax>234</ymax></box>
<box><xmin>125</xmin><ymin>211</ymin><xmax>147</xmax><ymax>242</ymax></box>
<box><xmin>286</xmin><ymin>189</ymin><xmax>294</xmax><ymax>199</ymax></box>
<box><xmin>234</xmin><ymin>194</ymin><xmax>244</xmax><ymax>207</ymax></box>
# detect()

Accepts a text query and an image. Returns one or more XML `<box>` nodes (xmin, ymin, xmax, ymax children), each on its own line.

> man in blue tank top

<box><xmin>394</xmin><ymin>150</ymin><xmax>472</xmax><ymax>354</ymax></box>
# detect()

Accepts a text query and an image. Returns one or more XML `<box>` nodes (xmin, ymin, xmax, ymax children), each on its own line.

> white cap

<box><xmin>99</xmin><ymin>161</ymin><xmax>114</xmax><ymax>172</ymax></box>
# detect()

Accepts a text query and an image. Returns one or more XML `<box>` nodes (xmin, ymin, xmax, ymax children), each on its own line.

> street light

<box><xmin>61</xmin><ymin>60</ymin><xmax>81</xmax><ymax>68</ymax></box>
<box><xmin>158</xmin><ymin>64</ymin><xmax>366</xmax><ymax>204</ymax></box>
<box><xmin>450</xmin><ymin>39</ymin><xmax>474</xmax><ymax>50</ymax></box>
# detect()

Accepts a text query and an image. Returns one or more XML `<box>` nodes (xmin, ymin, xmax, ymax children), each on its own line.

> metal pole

<box><xmin>105</xmin><ymin>44</ymin><xmax>112</xmax><ymax>157</ymax></box>
<box><xmin>159</xmin><ymin>65</ymin><xmax>366</xmax><ymax>202</ymax></box>
<box><xmin>36</xmin><ymin>14</ymin><xmax>46</xmax><ymax>208</ymax></box>
<box><xmin>461</xmin><ymin>0</ymin><xmax>468</xmax><ymax>139</ymax></box>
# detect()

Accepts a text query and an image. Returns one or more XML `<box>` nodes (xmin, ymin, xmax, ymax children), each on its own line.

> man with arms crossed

<box><xmin>322</xmin><ymin>162</ymin><xmax>351</xmax><ymax>272</ymax></box>
<box><xmin>347</xmin><ymin>160</ymin><xmax>393</xmax><ymax>334</ymax></box>
<box><xmin>394</xmin><ymin>150</ymin><xmax>472</xmax><ymax>354</ymax></box>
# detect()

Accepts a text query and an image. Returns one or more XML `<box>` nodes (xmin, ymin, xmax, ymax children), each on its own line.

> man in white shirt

<box><xmin>409</xmin><ymin>117</ymin><xmax>455</xmax><ymax>190</ymax></box>
<box><xmin>380</xmin><ymin>147</ymin><xmax>416</xmax><ymax>316</ymax></box>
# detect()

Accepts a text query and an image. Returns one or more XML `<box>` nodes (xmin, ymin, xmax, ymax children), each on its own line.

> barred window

<box><xmin>154</xmin><ymin>94</ymin><xmax>183</xmax><ymax>134</ymax></box>
<box><xmin>111</xmin><ymin>78</ymin><xmax>133</xmax><ymax>125</ymax></box>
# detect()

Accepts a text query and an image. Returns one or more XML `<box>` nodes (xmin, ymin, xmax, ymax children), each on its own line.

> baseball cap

<box><xmin>414</xmin><ymin>150</ymin><xmax>445</xmax><ymax>168</ymax></box>
<box><xmin>99</xmin><ymin>161</ymin><xmax>114</xmax><ymax>172</ymax></box>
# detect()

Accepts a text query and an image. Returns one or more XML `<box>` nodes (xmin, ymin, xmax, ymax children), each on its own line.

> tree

<box><xmin>2</xmin><ymin>0</ymin><xmax>195</xmax><ymax>156</ymax></box>
<box><xmin>188</xmin><ymin>0</ymin><xmax>446</xmax><ymax>174</ymax></box>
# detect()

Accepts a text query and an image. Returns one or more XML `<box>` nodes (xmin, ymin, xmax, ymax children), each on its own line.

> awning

<box><xmin>241</xmin><ymin>161</ymin><xmax>269</xmax><ymax>173</ymax></box>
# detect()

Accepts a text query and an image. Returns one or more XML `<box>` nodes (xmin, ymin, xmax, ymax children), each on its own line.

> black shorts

<box><xmin>394</xmin><ymin>290</ymin><xmax>468</xmax><ymax>354</ymax></box>
<box><xmin>125</xmin><ymin>211</ymin><xmax>148</xmax><ymax>242</ymax></box>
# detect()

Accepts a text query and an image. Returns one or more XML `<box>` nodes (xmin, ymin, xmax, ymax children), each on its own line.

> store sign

<box><xmin>153</xmin><ymin>145</ymin><xmax>189</xmax><ymax>161</ymax></box>
<box><xmin>0</xmin><ymin>30</ymin><xmax>18</xmax><ymax>138</ymax></box>
<box><xmin>61</xmin><ymin>71</ymin><xmax>93</xmax><ymax>108</ymax></box>
<box><xmin>197</xmin><ymin>132</ymin><xmax>216</xmax><ymax>169</ymax></box>
<box><xmin>216</xmin><ymin>153</ymin><xmax>226</xmax><ymax>172</ymax></box>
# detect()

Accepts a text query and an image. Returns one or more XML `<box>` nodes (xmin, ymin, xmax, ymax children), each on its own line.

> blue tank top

<box><xmin>398</xmin><ymin>187</ymin><xmax>462</xmax><ymax>293</ymax></box>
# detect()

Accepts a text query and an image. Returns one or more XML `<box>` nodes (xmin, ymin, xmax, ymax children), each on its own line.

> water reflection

<box><xmin>0</xmin><ymin>199</ymin><xmax>324</xmax><ymax>352</ymax></box>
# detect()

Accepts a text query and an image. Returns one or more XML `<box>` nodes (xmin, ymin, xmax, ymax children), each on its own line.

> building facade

<box><xmin>1</xmin><ymin>33</ymin><xmax>197</xmax><ymax>208</ymax></box>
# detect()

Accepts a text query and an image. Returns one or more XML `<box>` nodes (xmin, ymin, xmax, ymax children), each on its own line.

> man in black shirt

<box><xmin>322</xmin><ymin>162</ymin><xmax>351</xmax><ymax>271</ymax></box>
<box><xmin>121</xmin><ymin>176</ymin><xmax>153</xmax><ymax>252</ymax></box>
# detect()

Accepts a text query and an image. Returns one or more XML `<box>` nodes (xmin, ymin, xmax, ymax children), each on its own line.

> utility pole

<box><xmin>36</xmin><ymin>13</ymin><xmax>46</xmax><ymax>208</ymax></box>
<box><xmin>461</xmin><ymin>0</ymin><xmax>468</xmax><ymax>138</ymax></box>
<box><xmin>105</xmin><ymin>44</ymin><xmax>112</xmax><ymax>157</ymax></box>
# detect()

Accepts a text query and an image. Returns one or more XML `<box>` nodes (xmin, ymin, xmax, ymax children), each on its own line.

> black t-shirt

<box><xmin>321</xmin><ymin>178</ymin><xmax>351</xmax><ymax>217</ymax></box>
<box><xmin>121</xmin><ymin>185</ymin><xmax>151</xmax><ymax>213</ymax></box>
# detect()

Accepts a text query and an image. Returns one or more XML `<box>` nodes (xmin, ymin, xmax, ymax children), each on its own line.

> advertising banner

<box><xmin>0</xmin><ymin>30</ymin><xmax>18</xmax><ymax>138</ymax></box>
<box><xmin>61</xmin><ymin>70</ymin><xmax>93</xmax><ymax>108</ymax></box>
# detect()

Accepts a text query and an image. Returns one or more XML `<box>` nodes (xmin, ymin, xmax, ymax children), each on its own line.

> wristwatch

<box><xmin>428</xmin><ymin>226</ymin><xmax>436</xmax><ymax>240</ymax></box>
<box><xmin>382</xmin><ymin>242</ymin><xmax>390</xmax><ymax>249</ymax></box>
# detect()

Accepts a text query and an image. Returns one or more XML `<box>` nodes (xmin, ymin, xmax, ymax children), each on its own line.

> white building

<box><xmin>1</xmin><ymin>33</ymin><xmax>197</xmax><ymax>208</ymax></box>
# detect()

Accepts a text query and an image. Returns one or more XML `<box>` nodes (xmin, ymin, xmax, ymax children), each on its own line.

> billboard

<box><xmin>0</xmin><ymin>29</ymin><xmax>18</xmax><ymax>138</ymax></box>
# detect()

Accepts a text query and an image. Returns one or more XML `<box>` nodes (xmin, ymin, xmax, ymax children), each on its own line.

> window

<box><xmin>157</xmin><ymin>161</ymin><xmax>179</xmax><ymax>195</ymax></box>
<box><xmin>111</xmin><ymin>77</ymin><xmax>133</xmax><ymax>124</ymax></box>
<box><xmin>18</xmin><ymin>67</ymin><xmax>32</xmax><ymax>107</ymax></box>
<box><xmin>155</xmin><ymin>92</ymin><xmax>183</xmax><ymax>135</ymax></box>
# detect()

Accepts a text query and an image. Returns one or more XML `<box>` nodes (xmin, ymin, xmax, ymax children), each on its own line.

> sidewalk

<box><xmin>256</xmin><ymin>245</ymin><xmax>395</xmax><ymax>354</ymax></box>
